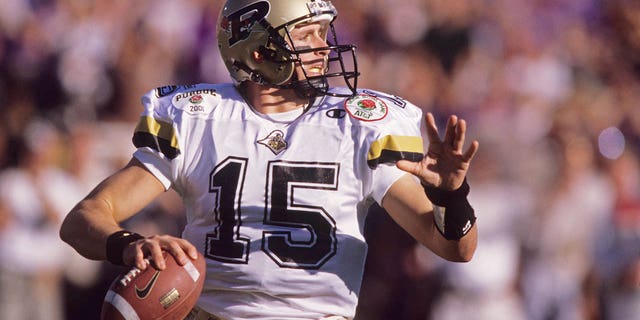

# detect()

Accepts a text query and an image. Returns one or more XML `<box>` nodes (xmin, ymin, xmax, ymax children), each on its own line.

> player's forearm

<box><xmin>394</xmin><ymin>211</ymin><xmax>476</xmax><ymax>262</ymax></box>
<box><xmin>427</xmin><ymin>223</ymin><xmax>477</xmax><ymax>262</ymax></box>
<box><xmin>383</xmin><ymin>175</ymin><xmax>477</xmax><ymax>262</ymax></box>
<box><xmin>59</xmin><ymin>198</ymin><xmax>122</xmax><ymax>261</ymax></box>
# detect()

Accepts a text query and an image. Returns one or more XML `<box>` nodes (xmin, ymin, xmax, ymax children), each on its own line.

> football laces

<box><xmin>118</xmin><ymin>259</ymin><xmax>150</xmax><ymax>287</ymax></box>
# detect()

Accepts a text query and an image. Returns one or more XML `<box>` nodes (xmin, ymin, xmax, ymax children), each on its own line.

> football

<box><xmin>101</xmin><ymin>251</ymin><xmax>206</xmax><ymax>320</ymax></box>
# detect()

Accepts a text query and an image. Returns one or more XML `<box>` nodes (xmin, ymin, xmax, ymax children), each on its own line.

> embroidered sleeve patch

<box><xmin>344</xmin><ymin>94</ymin><xmax>388</xmax><ymax>121</ymax></box>
<box><xmin>172</xmin><ymin>88</ymin><xmax>220</xmax><ymax>115</ymax></box>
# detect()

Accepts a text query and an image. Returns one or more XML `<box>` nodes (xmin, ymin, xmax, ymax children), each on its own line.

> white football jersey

<box><xmin>132</xmin><ymin>83</ymin><xmax>425</xmax><ymax>319</ymax></box>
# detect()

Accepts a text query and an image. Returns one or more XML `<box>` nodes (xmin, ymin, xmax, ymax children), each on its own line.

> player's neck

<box><xmin>238</xmin><ymin>82</ymin><xmax>308</xmax><ymax>114</ymax></box>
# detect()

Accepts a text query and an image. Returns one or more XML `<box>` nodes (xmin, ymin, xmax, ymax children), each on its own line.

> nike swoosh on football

<box><xmin>135</xmin><ymin>270</ymin><xmax>161</xmax><ymax>299</ymax></box>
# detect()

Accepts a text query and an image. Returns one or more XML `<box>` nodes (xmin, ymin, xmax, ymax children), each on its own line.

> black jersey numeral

<box><xmin>205</xmin><ymin>157</ymin><xmax>339</xmax><ymax>269</ymax></box>
<box><xmin>206</xmin><ymin>157</ymin><xmax>251</xmax><ymax>263</ymax></box>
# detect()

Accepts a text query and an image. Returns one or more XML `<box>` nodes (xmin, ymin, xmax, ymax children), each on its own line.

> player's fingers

<box><xmin>462</xmin><ymin>140</ymin><xmax>480</xmax><ymax>163</ymax></box>
<box><xmin>146</xmin><ymin>240</ymin><xmax>166</xmax><ymax>270</ymax></box>
<box><xmin>453</xmin><ymin>118</ymin><xmax>466</xmax><ymax>152</ymax></box>
<box><xmin>396</xmin><ymin>159</ymin><xmax>420</xmax><ymax>175</ymax></box>
<box><xmin>425</xmin><ymin>113</ymin><xmax>441</xmax><ymax>143</ymax></box>
<box><xmin>443</xmin><ymin>115</ymin><xmax>458</xmax><ymax>147</ymax></box>
<box><xmin>165</xmin><ymin>240</ymin><xmax>194</xmax><ymax>266</ymax></box>
<box><xmin>179</xmin><ymin>239</ymin><xmax>199</xmax><ymax>261</ymax></box>
<box><xmin>124</xmin><ymin>239</ymin><xmax>145</xmax><ymax>269</ymax></box>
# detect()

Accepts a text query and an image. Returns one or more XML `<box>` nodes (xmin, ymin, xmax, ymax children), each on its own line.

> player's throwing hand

<box><xmin>397</xmin><ymin>112</ymin><xmax>479</xmax><ymax>190</ymax></box>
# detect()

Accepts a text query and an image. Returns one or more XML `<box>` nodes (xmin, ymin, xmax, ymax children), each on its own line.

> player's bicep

<box><xmin>85</xmin><ymin>157</ymin><xmax>166</xmax><ymax>222</ymax></box>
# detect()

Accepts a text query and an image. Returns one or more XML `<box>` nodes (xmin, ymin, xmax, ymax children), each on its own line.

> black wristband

<box><xmin>106</xmin><ymin>230</ymin><xmax>144</xmax><ymax>266</ymax></box>
<box><xmin>423</xmin><ymin>179</ymin><xmax>476</xmax><ymax>241</ymax></box>
<box><xmin>423</xmin><ymin>178</ymin><xmax>470</xmax><ymax>207</ymax></box>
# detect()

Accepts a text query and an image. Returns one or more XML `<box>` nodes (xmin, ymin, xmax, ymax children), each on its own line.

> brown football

<box><xmin>100</xmin><ymin>251</ymin><xmax>206</xmax><ymax>320</ymax></box>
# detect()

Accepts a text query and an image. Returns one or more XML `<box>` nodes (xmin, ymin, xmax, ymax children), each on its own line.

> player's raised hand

<box><xmin>397</xmin><ymin>112</ymin><xmax>479</xmax><ymax>190</ymax></box>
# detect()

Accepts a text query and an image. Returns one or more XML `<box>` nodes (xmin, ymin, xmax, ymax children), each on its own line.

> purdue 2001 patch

<box><xmin>172</xmin><ymin>89</ymin><xmax>220</xmax><ymax>115</ymax></box>
<box><xmin>344</xmin><ymin>94</ymin><xmax>388</xmax><ymax>121</ymax></box>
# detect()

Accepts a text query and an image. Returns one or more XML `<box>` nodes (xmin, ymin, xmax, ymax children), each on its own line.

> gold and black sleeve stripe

<box><xmin>367</xmin><ymin>135</ymin><xmax>424</xmax><ymax>169</ymax></box>
<box><xmin>132</xmin><ymin>116</ymin><xmax>180</xmax><ymax>160</ymax></box>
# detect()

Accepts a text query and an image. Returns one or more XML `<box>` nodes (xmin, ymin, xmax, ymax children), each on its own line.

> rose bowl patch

<box><xmin>344</xmin><ymin>94</ymin><xmax>388</xmax><ymax>121</ymax></box>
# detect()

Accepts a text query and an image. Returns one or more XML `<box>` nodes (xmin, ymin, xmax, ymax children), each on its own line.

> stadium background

<box><xmin>0</xmin><ymin>0</ymin><xmax>639</xmax><ymax>319</ymax></box>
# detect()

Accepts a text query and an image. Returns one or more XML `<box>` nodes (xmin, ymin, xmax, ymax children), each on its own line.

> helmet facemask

<box><xmin>276</xmin><ymin>21</ymin><xmax>359</xmax><ymax>98</ymax></box>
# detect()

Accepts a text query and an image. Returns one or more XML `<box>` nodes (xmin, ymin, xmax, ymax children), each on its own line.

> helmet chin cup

<box><xmin>286</xmin><ymin>75</ymin><xmax>329</xmax><ymax>99</ymax></box>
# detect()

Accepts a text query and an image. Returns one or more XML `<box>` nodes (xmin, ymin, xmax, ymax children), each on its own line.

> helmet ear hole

<box><xmin>264</xmin><ymin>59</ymin><xmax>295</xmax><ymax>85</ymax></box>
<box><xmin>257</xmin><ymin>46</ymin><xmax>277</xmax><ymax>61</ymax></box>
<box><xmin>252</xmin><ymin>51</ymin><xmax>265</xmax><ymax>63</ymax></box>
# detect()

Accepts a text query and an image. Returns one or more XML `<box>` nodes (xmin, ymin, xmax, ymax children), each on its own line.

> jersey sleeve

<box><xmin>131</xmin><ymin>86</ymin><xmax>183</xmax><ymax>190</ymax></box>
<box><xmin>354</xmin><ymin>91</ymin><xmax>425</xmax><ymax>204</ymax></box>
<box><xmin>364</xmin><ymin>97</ymin><xmax>424</xmax><ymax>169</ymax></box>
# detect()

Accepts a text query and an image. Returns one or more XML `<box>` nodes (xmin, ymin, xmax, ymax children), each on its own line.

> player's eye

<box><xmin>295</xmin><ymin>33</ymin><xmax>312</xmax><ymax>42</ymax></box>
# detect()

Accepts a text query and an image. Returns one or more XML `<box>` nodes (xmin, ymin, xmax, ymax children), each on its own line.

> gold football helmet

<box><xmin>217</xmin><ymin>0</ymin><xmax>359</xmax><ymax>97</ymax></box>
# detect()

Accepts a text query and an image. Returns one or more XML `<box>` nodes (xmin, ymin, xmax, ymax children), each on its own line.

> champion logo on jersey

<box><xmin>344</xmin><ymin>94</ymin><xmax>388</xmax><ymax>121</ymax></box>
<box><xmin>326</xmin><ymin>108</ymin><xmax>346</xmax><ymax>119</ymax></box>
<box><xmin>258</xmin><ymin>130</ymin><xmax>288</xmax><ymax>155</ymax></box>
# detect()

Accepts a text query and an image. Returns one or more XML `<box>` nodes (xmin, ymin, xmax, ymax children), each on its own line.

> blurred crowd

<box><xmin>1</xmin><ymin>0</ymin><xmax>639</xmax><ymax>319</ymax></box>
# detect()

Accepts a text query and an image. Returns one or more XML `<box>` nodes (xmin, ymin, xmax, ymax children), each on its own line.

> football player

<box><xmin>60</xmin><ymin>0</ymin><xmax>480</xmax><ymax>319</ymax></box>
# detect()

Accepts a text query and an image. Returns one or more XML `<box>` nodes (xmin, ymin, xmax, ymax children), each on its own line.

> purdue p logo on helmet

<box><xmin>216</xmin><ymin>0</ymin><xmax>359</xmax><ymax>98</ymax></box>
